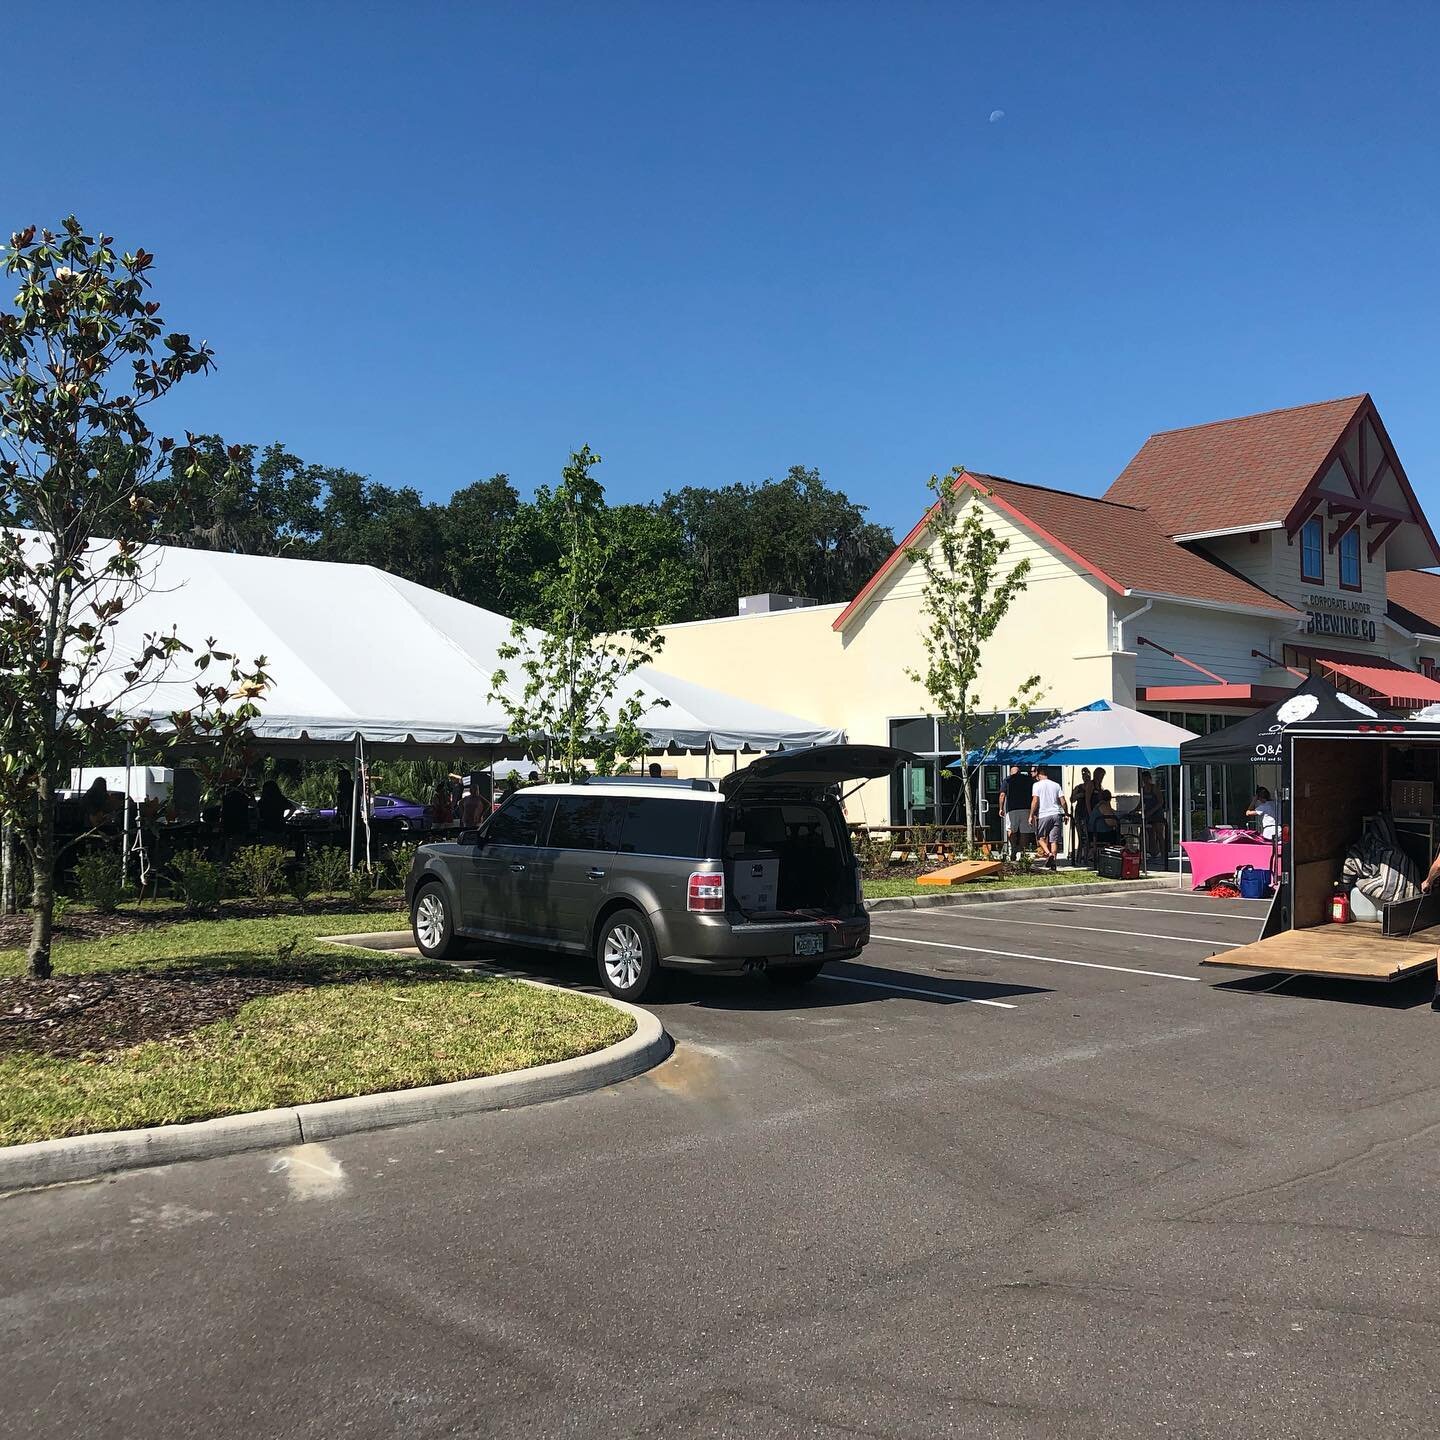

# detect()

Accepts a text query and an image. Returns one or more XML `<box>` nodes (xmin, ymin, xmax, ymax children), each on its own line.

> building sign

<box><xmin>1302</xmin><ymin>591</ymin><xmax>1376</xmax><ymax>642</ymax></box>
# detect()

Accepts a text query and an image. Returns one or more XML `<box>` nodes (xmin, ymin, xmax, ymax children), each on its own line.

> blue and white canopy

<box><xmin>955</xmin><ymin>699</ymin><xmax>1198</xmax><ymax>770</ymax></box>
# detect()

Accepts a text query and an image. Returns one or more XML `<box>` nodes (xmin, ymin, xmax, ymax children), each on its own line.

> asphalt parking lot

<box><xmin>5</xmin><ymin>888</ymin><xmax>1440</xmax><ymax>1439</ymax></box>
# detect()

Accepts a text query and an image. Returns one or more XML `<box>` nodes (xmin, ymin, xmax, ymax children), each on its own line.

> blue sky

<box><xmin>6</xmin><ymin>2</ymin><xmax>1439</xmax><ymax>534</ymax></box>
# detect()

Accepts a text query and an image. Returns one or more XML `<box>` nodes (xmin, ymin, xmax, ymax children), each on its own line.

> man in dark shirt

<box><xmin>999</xmin><ymin>763</ymin><xmax>1034</xmax><ymax>859</ymax></box>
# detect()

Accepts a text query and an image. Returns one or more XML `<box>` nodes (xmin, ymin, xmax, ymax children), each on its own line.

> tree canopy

<box><xmin>151</xmin><ymin>444</ymin><xmax>895</xmax><ymax>626</ymax></box>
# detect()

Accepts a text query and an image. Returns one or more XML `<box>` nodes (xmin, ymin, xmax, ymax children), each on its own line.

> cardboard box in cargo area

<box><xmin>731</xmin><ymin>850</ymin><xmax>779</xmax><ymax>912</ymax></box>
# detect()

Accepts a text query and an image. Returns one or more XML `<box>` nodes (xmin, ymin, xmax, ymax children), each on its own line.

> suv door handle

<box><xmin>588</xmin><ymin>867</ymin><xmax>606</xmax><ymax>879</ymax></box>
<box><xmin>509</xmin><ymin>862</ymin><xmax>526</xmax><ymax>873</ymax></box>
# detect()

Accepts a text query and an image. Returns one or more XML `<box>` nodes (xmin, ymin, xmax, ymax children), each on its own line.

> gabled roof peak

<box><xmin>1146</xmin><ymin>393</ymin><xmax>1368</xmax><ymax>441</ymax></box>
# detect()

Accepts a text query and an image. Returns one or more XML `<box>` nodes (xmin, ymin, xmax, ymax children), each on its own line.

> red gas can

<box><xmin>1331</xmin><ymin>883</ymin><xmax>1351</xmax><ymax>924</ymax></box>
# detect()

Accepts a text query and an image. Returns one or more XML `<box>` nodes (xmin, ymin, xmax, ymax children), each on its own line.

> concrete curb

<box><xmin>864</xmin><ymin>877</ymin><xmax>1180</xmax><ymax>911</ymax></box>
<box><xmin>0</xmin><ymin>985</ymin><xmax>669</xmax><ymax>1195</ymax></box>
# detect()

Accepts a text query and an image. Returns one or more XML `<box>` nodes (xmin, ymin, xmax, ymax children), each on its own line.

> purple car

<box><xmin>288</xmin><ymin>794</ymin><xmax>431</xmax><ymax>832</ymax></box>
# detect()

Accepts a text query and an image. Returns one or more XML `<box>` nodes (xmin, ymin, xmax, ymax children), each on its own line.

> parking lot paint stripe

<box><xmin>970</xmin><ymin>893</ymin><xmax>1269</xmax><ymax>912</ymax></box>
<box><xmin>899</xmin><ymin>910</ymin><xmax>1242</xmax><ymax>948</ymax></box>
<box><xmin>869</xmin><ymin>933</ymin><xmax>1202</xmax><ymax>982</ymax></box>
<box><xmin>825</xmin><ymin>974</ymin><xmax>1017</xmax><ymax>1008</ymax></box>
<box><xmin>961</xmin><ymin>898</ymin><xmax>1263</xmax><ymax>921</ymax></box>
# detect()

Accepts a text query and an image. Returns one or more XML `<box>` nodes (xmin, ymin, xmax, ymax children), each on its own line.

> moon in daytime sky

<box><xmin>989</xmin><ymin>109</ymin><xmax>1005</xmax><ymax>123</ymax></box>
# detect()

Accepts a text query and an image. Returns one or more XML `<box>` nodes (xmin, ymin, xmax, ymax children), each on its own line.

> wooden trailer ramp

<box><xmin>1203</xmin><ymin>924</ymin><xmax>1440</xmax><ymax>983</ymax></box>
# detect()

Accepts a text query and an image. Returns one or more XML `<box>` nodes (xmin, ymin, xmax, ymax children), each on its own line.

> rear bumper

<box><xmin>656</xmin><ymin>911</ymin><xmax>869</xmax><ymax>973</ymax></box>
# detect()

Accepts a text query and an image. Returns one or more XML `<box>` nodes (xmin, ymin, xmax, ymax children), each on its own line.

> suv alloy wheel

<box><xmin>412</xmin><ymin>883</ymin><xmax>458</xmax><ymax>960</ymax></box>
<box><xmin>597</xmin><ymin>909</ymin><xmax>663</xmax><ymax>1002</ymax></box>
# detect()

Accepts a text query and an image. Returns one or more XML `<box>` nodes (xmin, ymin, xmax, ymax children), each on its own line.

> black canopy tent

<box><xmin>1173</xmin><ymin>677</ymin><xmax>1387</xmax><ymax>885</ymax></box>
<box><xmin>1178</xmin><ymin>676</ymin><xmax>1387</xmax><ymax>769</ymax></box>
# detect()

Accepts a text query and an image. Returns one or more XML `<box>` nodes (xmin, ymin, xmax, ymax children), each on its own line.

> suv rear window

<box><xmin>618</xmin><ymin>798</ymin><xmax>711</xmax><ymax>858</ymax></box>
<box><xmin>486</xmin><ymin>793</ymin><xmax>552</xmax><ymax>847</ymax></box>
<box><xmin>549</xmin><ymin>795</ymin><xmax>625</xmax><ymax>851</ymax></box>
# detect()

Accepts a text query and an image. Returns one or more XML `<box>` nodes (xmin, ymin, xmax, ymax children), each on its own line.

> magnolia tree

<box><xmin>905</xmin><ymin>468</ymin><xmax>1045</xmax><ymax>852</ymax></box>
<box><xmin>490</xmin><ymin>447</ymin><xmax>666</xmax><ymax>780</ymax></box>
<box><xmin>0</xmin><ymin>220</ymin><xmax>267</xmax><ymax>977</ymax></box>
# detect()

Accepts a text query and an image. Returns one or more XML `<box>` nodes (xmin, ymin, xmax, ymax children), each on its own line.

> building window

<box><xmin>1339</xmin><ymin>528</ymin><xmax>1361</xmax><ymax>590</ymax></box>
<box><xmin>1300</xmin><ymin>517</ymin><xmax>1324</xmax><ymax>583</ymax></box>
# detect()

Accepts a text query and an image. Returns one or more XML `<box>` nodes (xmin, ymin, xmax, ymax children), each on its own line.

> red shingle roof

<box><xmin>973</xmin><ymin>476</ymin><xmax>1296</xmax><ymax>615</ymax></box>
<box><xmin>832</xmin><ymin>471</ymin><xmax>1297</xmax><ymax>631</ymax></box>
<box><xmin>1387</xmin><ymin>569</ymin><xmax>1440</xmax><ymax>636</ymax></box>
<box><xmin>1103</xmin><ymin>395</ymin><xmax>1367</xmax><ymax>537</ymax></box>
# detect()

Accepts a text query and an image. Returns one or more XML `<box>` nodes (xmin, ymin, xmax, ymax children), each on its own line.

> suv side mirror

<box><xmin>458</xmin><ymin>828</ymin><xmax>483</xmax><ymax>846</ymax></box>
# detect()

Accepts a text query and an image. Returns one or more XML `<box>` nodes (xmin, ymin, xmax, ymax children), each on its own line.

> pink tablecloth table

<box><xmin>1181</xmin><ymin>840</ymin><xmax>1278</xmax><ymax>890</ymax></box>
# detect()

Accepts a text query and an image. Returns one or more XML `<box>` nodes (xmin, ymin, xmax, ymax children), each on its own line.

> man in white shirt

<box><xmin>1246</xmin><ymin>786</ymin><xmax>1279</xmax><ymax>840</ymax></box>
<box><xmin>1028</xmin><ymin>765</ymin><xmax>1068</xmax><ymax>872</ymax></box>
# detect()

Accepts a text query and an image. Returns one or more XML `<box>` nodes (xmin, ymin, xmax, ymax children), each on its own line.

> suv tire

<box><xmin>596</xmin><ymin>909</ymin><xmax>665</xmax><ymax>1002</ymax></box>
<box><xmin>412</xmin><ymin>883</ymin><xmax>459</xmax><ymax>960</ymax></box>
<box><xmin>766</xmin><ymin>961</ymin><xmax>825</xmax><ymax>987</ymax></box>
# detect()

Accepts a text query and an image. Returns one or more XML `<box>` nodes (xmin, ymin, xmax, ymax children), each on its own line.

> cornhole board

<box><xmin>1202</xmin><ymin>923</ymin><xmax>1440</xmax><ymax>983</ymax></box>
<box><xmin>916</xmin><ymin>860</ymin><xmax>1003</xmax><ymax>886</ymax></box>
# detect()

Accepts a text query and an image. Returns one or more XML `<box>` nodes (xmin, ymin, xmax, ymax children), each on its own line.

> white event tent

<box><xmin>47</xmin><ymin>538</ymin><xmax>843</xmax><ymax>755</ymax></box>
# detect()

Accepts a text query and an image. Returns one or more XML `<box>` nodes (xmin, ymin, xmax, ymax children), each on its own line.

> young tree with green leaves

<box><xmin>489</xmin><ymin>447</ymin><xmax>667</xmax><ymax>780</ymax></box>
<box><xmin>905</xmin><ymin>468</ymin><xmax>1044</xmax><ymax>852</ymax></box>
<box><xmin>0</xmin><ymin>219</ymin><xmax>267</xmax><ymax>977</ymax></box>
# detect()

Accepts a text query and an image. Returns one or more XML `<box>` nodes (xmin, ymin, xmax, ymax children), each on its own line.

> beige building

<box><xmin>652</xmin><ymin>395</ymin><xmax>1440</xmax><ymax>841</ymax></box>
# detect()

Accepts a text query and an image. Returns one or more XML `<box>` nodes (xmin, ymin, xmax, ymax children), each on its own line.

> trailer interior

<box><xmin>1204</xmin><ymin>728</ymin><xmax>1440</xmax><ymax>983</ymax></box>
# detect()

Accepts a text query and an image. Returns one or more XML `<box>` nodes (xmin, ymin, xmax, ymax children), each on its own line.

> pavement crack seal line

<box><xmin>0</xmin><ymin>976</ymin><xmax>672</xmax><ymax>1195</ymax></box>
<box><xmin>868</xmin><ymin>932</ymin><xmax>1201</xmax><ymax>982</ymax></box>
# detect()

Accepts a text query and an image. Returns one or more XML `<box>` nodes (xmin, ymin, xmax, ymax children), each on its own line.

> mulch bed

<box><xmin>0</xmin><ymin>973</ymin><xmax>304</xmax><ymax>1060</ymax></box>
<box><xmin>0</xmin><ymin>910</ymin><xmax>165</xmax><ymax>951</ymax></box>
<box><xmin>0</xmin><ymin>895</ymin><xmax>402</xmax><ymax>952</ymax></box>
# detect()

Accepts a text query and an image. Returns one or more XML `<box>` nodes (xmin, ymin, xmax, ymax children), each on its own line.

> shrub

<box><xmin>230</xmin><ymin>845</ymin><xmax>289</xmax><ymax>901</ymax></box>
<box><xmin>287</xmin><ymin>859</ymin><xmax>314</xmax><ymax>908</ymax></box>
<box><xmin>306</xmin><ymin>846</ymin><xmax>349</xmax><ymax>894</ymax></box>
<box><xmin>73</xmin><ymin>851</ymin><xmax>124</xmax><ymax>914</ymax></box>
<box><xmin>385</xmin><ymin>842</ymin><xmax>419</xmax><ymax>888</ymax></box>
<box><xmin>347</xmin><ymin>866</ymin><xmax>375</xmax><ymax>907</ymax></box>
<box><xmin>172</xmin><ymin>851</ymin><xmax>223</xmax><ymax>915</ymax></box>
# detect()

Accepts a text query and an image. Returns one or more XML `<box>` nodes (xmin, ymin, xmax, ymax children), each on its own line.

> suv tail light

<box><xmin>688</xmin><ymin>870</ymin><xmax>725</xmax><ymax>912</ymax></box>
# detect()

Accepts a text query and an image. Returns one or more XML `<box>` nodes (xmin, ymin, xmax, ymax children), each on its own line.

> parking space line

<box><xmin>870</xmin><ymin>932</ymin><xmax>1201</xmax><ymax>981</ymax></box>
<box><xmin>901</xmin><ymin>911</ymin><xmax>1242</xmax><ymax>948</ymax></box>
<box><xmin>959</xmin><ymin>898</ymin><xmax>1264</xmax><ymax>921</ymax></box>
<box><xmin>826</xmin><ymin>974</ymin><xmax>1017</xmax><ymax>1007</ymax></box>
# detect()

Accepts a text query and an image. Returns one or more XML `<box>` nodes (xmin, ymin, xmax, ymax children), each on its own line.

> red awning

<box><xmin>1136</xmin><ymin>684</ymin><xmax>1293</xmax><ymax>707</ymax></box>
<box><xmin>1319</xmin><ymin>660</ymin><xmax>1440</xmax><ymax>704</ymax></box>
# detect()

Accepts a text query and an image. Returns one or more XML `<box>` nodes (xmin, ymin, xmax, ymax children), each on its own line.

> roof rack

<box><xmin>580</xmin><ymin>776</ymin><xmax>718</xmax><ymax>792</ymax></box>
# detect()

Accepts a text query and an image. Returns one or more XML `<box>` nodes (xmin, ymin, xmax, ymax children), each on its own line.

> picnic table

<box><xmin>847</xmin><ymin>823</ymin><xmax>989</xmax><ymax>862</ymax></box>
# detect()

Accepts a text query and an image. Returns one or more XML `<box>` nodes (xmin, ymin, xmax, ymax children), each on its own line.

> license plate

<box><xmin>794</xmin><ymin>933</ymin><xmax>824</xmax><ymax>956</ymax></box>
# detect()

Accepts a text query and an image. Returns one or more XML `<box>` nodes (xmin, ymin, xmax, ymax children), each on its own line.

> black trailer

<box><xmin>1203</xmin><ymin>712</ymin><xmax>1440</xmax><ymax>990</ymax></box>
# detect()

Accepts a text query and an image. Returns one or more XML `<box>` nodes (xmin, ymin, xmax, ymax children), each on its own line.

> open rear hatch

<box><xmin>721</xmin><ymin>744</ymin><xmax>914</xmax><ymax>800</ymax></box>
<box><xmin>721</xmin><ymin>745</ymin><xmax>914</xmax><ymax>923</ymax></box>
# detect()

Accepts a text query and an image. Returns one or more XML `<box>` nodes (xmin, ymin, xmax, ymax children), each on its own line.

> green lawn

<box><xmin>0</xmin><ymin>911</ymin><xmax>633</xmax><ymax>1148</ymax></box>
<box><xmin>864</xmin><ymin>869</ymin><xmax>1105</xmax><ymax>899</ymax></box>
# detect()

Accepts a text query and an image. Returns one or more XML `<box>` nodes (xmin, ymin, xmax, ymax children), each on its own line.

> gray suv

<box><xmin>405</xmin><ymin>744</ymin><xmax>910</xmax><ymax>1000</ymax></box>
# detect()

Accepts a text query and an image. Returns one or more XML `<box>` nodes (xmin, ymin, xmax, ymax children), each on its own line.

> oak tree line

<box><xmin>148</xmin><ymin>440</ymin><xmax>898</xmax><ymax>627</ymax></box>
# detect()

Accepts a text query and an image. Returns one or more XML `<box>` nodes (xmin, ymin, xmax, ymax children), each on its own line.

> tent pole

<box><xmin>360</xmin><ymin>735</ymin><xmax>372</xmax><ymax>872</ymax></box>
<box><xmin>704</xmin><ymin>744</ymin><xmax>711</xmax><ymax>781</ymax></box>
<box><xmin>1178</xmin><ymin>764</ymin><xmax>1188</xmax><ymax>890</ymax></box>
<box><xmin>349</xmin><ymin>737</ymin><xmax>360</xmax><ymax>873</ymax></box>
<box><xmin>122</xmin><ymin>742</ymin><xmax>133</xmax><ymax>880</ymax></box>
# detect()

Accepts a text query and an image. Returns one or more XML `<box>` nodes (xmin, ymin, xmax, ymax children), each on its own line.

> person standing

<box><xmin>1029</xmin><ymin>765</ymin><xmax>1068</xmax><ymax>872</ymax></box>
<box><xmin>1069</xmin><ymin>767</ymin><xmax>1092</xmax><ymax>864</ymax></box>
<box><xmin>1000</xmin><ymin>763</ymin><xmax>1034</xmax><ymax>860</ymax></box>
<box><xmin>1246</xmin><ymin>786</ymin><xmax>1279</xmax><ymax>840</ymax></box>
<box><xmin>1140</xmin><ymin>773</ymin><xmax>1168</xmax><ymax>861</ymax></box>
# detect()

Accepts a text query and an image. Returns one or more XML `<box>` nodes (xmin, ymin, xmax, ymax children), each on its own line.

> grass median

<box><xmin>864</xmin><ymin>868</ymin><xmax>1105</xmax><ymax>899</ymax></box>
<box><xmin>0</xmin><ymin>910</ymin><xmax>634</xmax><ymax>1148</ymax></box>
